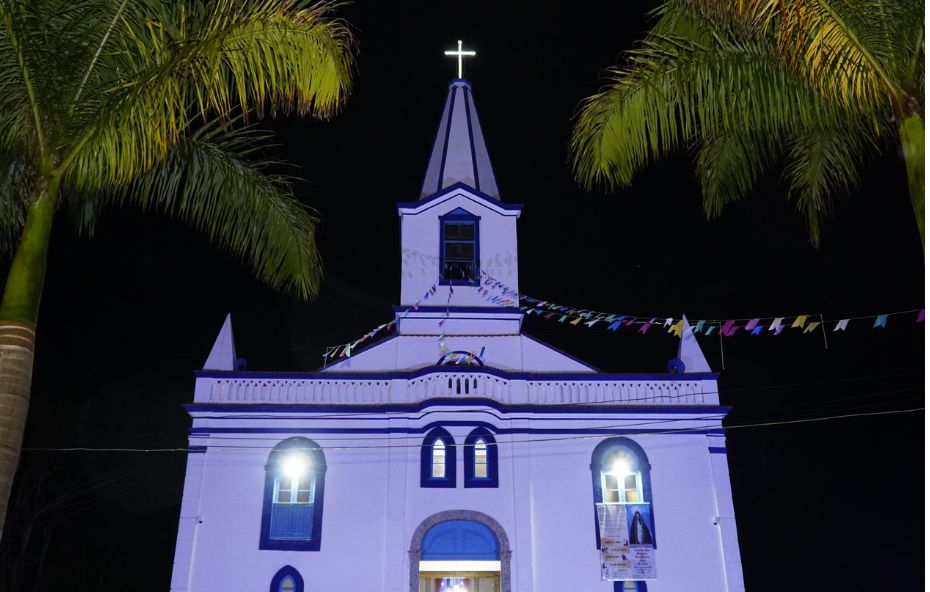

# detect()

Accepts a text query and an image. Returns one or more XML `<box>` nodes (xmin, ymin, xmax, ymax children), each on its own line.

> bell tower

<box><xmin>396</xmin><ymin>77</ymin><xmax>522</xmax><ymax>336</ymax></box>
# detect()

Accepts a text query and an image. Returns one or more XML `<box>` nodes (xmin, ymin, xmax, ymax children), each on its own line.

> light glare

<box><xmin>612</xmin><ymin>458</ymin><xmax>631</xmax><ymax>476</ymax></box>
<box><xmin>282</xmin><ymin>453</ymin><xmax>309</xmax><ymax>479</ymax></box>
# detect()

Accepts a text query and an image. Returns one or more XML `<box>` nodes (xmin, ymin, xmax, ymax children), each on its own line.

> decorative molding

<box><xmin>197</xmin><ymin>370</ymin><xmax>713</xmax><ymax>406</ymax></box>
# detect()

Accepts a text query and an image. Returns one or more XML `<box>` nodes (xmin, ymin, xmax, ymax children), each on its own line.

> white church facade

<box><xmin>169</xmin><ymin>74</ymin><xmax>745</xmax><ymax>592</ymax></box>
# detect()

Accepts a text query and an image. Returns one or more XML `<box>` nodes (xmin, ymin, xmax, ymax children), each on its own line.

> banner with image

<box><xmin>597</xmin><ymin>503</ymin><xmax>657</xmax><ymax>581</ymax></box>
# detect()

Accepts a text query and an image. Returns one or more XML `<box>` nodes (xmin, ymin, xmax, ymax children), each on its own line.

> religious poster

<box><xmin>597</xmin><ymin>503</ymin><xmax>657</xmax><ymax>581</ymax></box>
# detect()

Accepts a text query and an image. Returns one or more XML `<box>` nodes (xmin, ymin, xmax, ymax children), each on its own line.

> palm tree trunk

<box><xmin>898</xmin><ymin>113</ymin><xmax>924</xmax><ymax>250</ymax></box>
<box><xmin>0</xmin><ymin>176</ymin><xmax>58</xmax><ymax>539</ymax></box>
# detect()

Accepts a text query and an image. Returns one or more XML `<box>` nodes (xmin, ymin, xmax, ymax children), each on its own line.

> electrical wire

<box><xmin>21</xmin><ymin>406</ymin><xmax>923</xmax><ymax>454</ymax></box>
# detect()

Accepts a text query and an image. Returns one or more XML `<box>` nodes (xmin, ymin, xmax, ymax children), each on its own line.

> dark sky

<box><xmin>2</xmin><ymin>1</ymin><xmax>924</xmax><ymax>591</ymax></box>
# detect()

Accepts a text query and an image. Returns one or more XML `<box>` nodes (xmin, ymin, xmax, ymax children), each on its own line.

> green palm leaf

<box><xmin>83</xmin><ymin>124</ymin><xmax>323</xmax><ymax>298</ymax></box>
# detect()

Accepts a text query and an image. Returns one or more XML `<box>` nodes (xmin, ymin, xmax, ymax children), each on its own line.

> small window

<box><xmin>432</xmin><ymin>440</ymin><xmax>447</xmax><ymax>478</ymax></box>
<box><xmin>464</xmin><ymin>428</ymin><xmax>498</xmax><ymax>488</ymax></box>
<box><xmin>279</xmin><ymin>575</ymin><xmax>296</xmax><ymax>592</ymax></box>
<box><xmin>474</xmin><ymin>439</ymin><xmax>488</xmax><ymax>478</ymax></box>
<box><xmin>439</xmin><ymin>209</ymin><xmax>480</xmax><ymax>285</ymax></box>
<box><xmin>270</xmin><ymin>566</ymin><xmax>304</xmax><ymax>592</ymax></box>
<box><xmin>421</xmin><ymin>428</ymin><xmax>456</xmax><ymax>488</ymax></box>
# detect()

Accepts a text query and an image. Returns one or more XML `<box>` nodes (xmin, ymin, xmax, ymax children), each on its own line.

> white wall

<box><xmin>172</xmin><ymin>409</ymin><xmax>740</xmax><ymax>592</ymax></box>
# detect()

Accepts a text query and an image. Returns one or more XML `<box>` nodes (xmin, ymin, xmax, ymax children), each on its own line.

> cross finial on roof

<box><xmin>444</xmin><ymin>40</ymin><xmax>476</xmax><ymax>79</ymax></box>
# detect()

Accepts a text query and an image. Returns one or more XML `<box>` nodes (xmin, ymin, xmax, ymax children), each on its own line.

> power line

<box><xmin>21</xmin><ymin>407</ymin><xmax>923</xmax><ymax>454</ymax></box>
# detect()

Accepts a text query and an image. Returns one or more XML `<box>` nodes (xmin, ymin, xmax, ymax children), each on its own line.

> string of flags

<box><xmin>323</xmin><ymin>272</ymin><xmax>923</xmax><ymax>364</ymax></box>
<box><xmin>478</xmin><ymin>271</ymin><xmax>923</xmax><ymax>338</ymax></box>
<box><xmin>322</xmin><ymin>281</ymin><xmax>440</xmax><ymax>363</ymax></box>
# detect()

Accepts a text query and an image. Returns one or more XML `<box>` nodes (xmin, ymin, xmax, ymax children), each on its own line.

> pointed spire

<box><xmin>421</xmin><ymin>79</ymin><xmax>499</xmax><ymax>199</ymax></box>
<box><xmin>203</xmin><ymin>314</ymin><xmax>236</xmax><ymax>370</ymax></box>
<box><xmin>678</xmin><ymin>314</ymin><xmax>712</xmax><ymax>373</ymax></box>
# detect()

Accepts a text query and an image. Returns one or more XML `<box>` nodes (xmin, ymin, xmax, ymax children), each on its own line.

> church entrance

<box><xmin>410</xmin><ymin>512</ymin><xmax>510</xmax><ymax>592</ymax></box>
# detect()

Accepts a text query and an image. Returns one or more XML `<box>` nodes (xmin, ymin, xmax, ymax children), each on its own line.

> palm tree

<box><xmin>0</xmin><ymin>0</ymin><xmax>354</xmax><ymax>534</ymax></box>
<box><xmin>571</xmin><ymin>0</ymin><xmax>924</xmax><ymax>248</ymax></box>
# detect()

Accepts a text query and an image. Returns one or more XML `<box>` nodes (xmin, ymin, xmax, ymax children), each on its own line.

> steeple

<box><xmin>203</xmin><ymin>314</ymin><xmax>236</xmax><ymax>370</ymax></box>
<box><xmin>420</xmin><ymin>79</ymin><xmax>499</xmax><ymax>199</ymax></box>
<box><xmin>678</xmin><ymin>314</ymin><xmax>712</xmax><ymax>373</ymax></box>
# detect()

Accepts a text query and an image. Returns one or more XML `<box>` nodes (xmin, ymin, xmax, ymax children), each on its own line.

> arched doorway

<box><xmin>409</xmin><ymin>511</ymin><xmax>511</xmax><ymax>592</ymax></box>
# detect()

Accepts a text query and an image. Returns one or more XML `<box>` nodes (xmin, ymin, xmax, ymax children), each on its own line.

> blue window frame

<box><xmin>270</xmin><ymin>565</ymin><xmax>304</xmax><ymax>592</ymax></box>
<box><xmin>421</xmin><ymin>428</ymin><xmax>456</xmax><ymax>488</ymax></box>
<box><xmin>260</xmin><ymin>437</ymin><xmax>326</xmax><ymax>551</ymax></box>
<box><xmin>591</xmin><ymin>437</ymin><xmax>656</xmax><ymax>549</ymax></box>
<box><xmin>439</xmin><ymin>208</ymin><xmax>480</xmax><ymax>285</ymax></box>
<box><xmin>464</xmin><ymin>428</ymin><xmax>498</xmax><ymax>488</ymax></box>
<box><xmin>614</xmin><ymin>581</ymin><xmax>647</xmax><ymax>592</ymax></box>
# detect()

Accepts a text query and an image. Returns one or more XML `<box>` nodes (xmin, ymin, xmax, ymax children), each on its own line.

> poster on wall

<box><xmin>597</xmin><ymin>503</ymin><xmax>657</xmax><ymax>581</ymax></box>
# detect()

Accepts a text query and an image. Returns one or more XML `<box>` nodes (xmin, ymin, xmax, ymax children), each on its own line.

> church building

<box><xmin>170</xmin><ymin>55</ymin><xmax>745</xmax><ymax>592</ymax></box>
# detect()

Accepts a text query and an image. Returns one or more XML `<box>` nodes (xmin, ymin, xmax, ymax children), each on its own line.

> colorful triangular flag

<box><xmin>802</xmin><ymin>321</ymin><xmax>821</xmax><ymax>334</ymax></box>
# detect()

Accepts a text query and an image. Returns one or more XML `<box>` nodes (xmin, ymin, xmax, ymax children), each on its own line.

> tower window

<box><xmin>439</xmin><ymin>209</ymin><xmax>480</xmax><ymax>285</ymax></box>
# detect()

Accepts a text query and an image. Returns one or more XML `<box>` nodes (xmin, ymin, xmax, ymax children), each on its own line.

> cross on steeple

<box><xmin>444</xmin><ymin>40</ymin><xmax>476</xmax><ymax>79</ymax></box>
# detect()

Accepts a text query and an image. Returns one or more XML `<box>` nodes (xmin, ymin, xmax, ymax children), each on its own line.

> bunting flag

<box><xmin>802</xmin><ymin>321</ymin><xmax>821</xmax><ymax>334</ymax></box>
<box><xmin>323</xmin><ymin>271</ymin><xmax>925</xmax><ymax>366</ymax></box>
<box><xmin>720</xmin><ymin>320</ymin><xmax>736</xmax><ymax>336</ymax></box>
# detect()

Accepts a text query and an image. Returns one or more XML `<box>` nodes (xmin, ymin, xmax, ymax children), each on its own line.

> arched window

<box><xmin>432</xmin><ymin>440</ymin><xmax>447</xmax><ymax>478</ymax></box>
<box><xmin>439</xmin><ymin>208</ymin><xmax>480</xmax><ymax>285</ymax></box>
<box><xmin>421</xmin><ymin>428</ymin><xmax>456</xmax><ymax>488</ymax></box>
<box><xmin>260</xmin><ymin>438</ymin><xmax>326</xmax><ymax>551</ymax></box>
<box><xmin>270</xmin><ymin>565</ymin><xmax>304</xmax><ymax>592</ymax></box>
<box><xmin>591</xmin><ymin>437</ymin><xmax>656</xmax><ymax>548</ymax></box>
<box><xmin>464</xmin><ymin>428</ymin><xmax>498</xmax><ymax>488</ymax></box>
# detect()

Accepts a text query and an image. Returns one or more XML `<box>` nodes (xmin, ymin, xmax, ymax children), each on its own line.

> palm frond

<box><xmin>695</xmin><ymin>130</ymin><xmax>780</xmax><ymax>218</ymax></box>
<box><xmin>571</xmin><ymin>31</ymin><xmax>851</xmax><ymax>190</ymax></box>
<box><xmin>783</xmin><ymin>123</ymin><xmax>879</xmax><ymax>245</ymax></box>
<box><xmin>63</xmin><ymin>0</ymin><xmax>354</xmax><ymax>191</ymax></box>
<box><xmin>77</xmin><ymin>123</ymin><xmax>322</xmax><ymax>298</ymax></box>
<box><xmin>773</xmin><ymin>0</ymin><xmax>903</xmax><ymax>112</ymax></box>
<box><xmin>0</xmin><ymin>156</ymin><xmax>33</xmax><ymax>255</ymax></box>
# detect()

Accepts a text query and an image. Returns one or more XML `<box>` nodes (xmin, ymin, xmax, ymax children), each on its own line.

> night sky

<box><xmin>1</xmin><ymin>2</ymin><xmax>924</xmax><ymax>591</ymax></box>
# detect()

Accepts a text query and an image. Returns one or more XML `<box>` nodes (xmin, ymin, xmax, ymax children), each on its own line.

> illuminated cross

<box><xmin>444</xmin><ymin>40</ymin><xmax>476</xmax><ymax>79</ymax></box>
